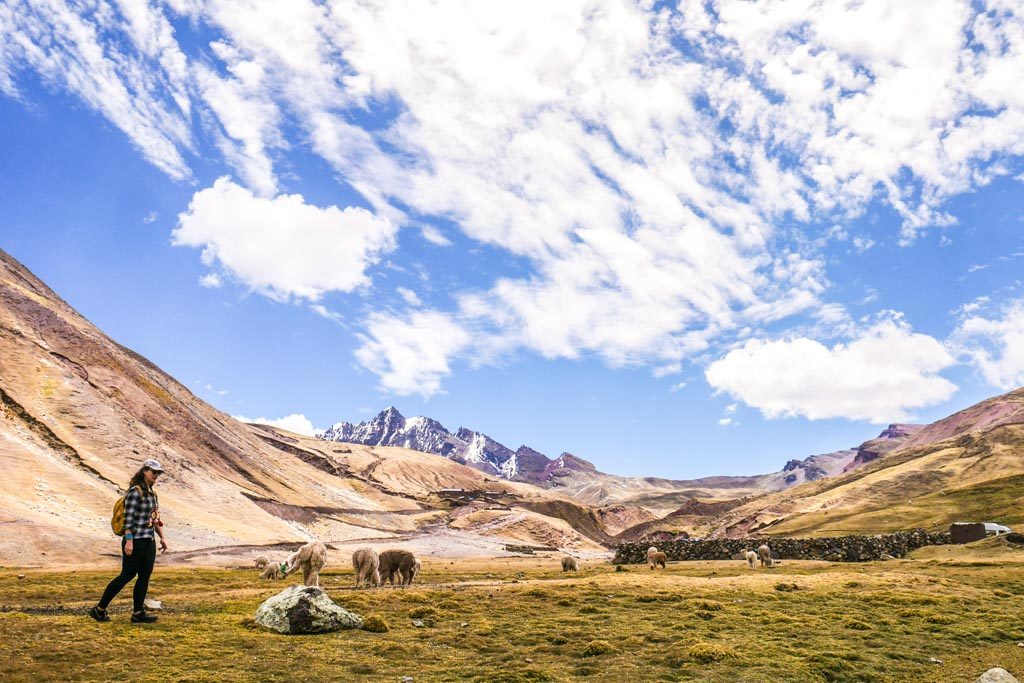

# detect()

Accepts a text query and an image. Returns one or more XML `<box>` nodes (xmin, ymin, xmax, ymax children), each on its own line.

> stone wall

<box><xmin>613</xmin><ymin>529</ymin><xmax>951</xmax><ymax>564</ymax></box>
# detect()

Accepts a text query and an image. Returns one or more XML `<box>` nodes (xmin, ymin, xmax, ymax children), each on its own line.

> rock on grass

<box><xmin>255</xmin><ymin>585</ymin><xmax>363</xmax><ymax>635</ymax></box>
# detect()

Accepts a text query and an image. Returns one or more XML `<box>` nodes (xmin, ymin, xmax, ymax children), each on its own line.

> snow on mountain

<box><xmin>320</xmin><ymin>408</ymin><xmax>542</xmax><ymax>480</ymax></box>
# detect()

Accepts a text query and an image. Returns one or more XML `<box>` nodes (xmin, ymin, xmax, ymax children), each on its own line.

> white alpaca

<box><xmin>757</xmin><ymin>544</ymin><xmax>773</xmax><ymax>568</ymax></box>
<box><xmin>744</xmin><ymin>550</ymin><xmax>758</xmax><ymax>569</ymax></box>
<box><xmin>254</xmin><ymin>555</ymin><xmax>270</xmax><ymax>569</ymax></box>
<box><xmin>283</xmin><ymin>541</ymin><xmax>328</xmax><ymax>587</ymax></box>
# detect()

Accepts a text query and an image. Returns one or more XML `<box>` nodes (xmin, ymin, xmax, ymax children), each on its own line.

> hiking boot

<box><xmin>131</xmin><ymin>610</ymin><xmax>158</xmax><ymax>624</ymax></box>
<box><xmin>88</xmin><ymin>606</ymin><xmax>110</xmax><ymax>623</ymax></box>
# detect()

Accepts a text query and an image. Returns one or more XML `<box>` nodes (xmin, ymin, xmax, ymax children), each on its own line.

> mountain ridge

<box><xmin>321</xmin><ymin>406</ymin><xmax>925</xmax><ymax>506</ymax></box>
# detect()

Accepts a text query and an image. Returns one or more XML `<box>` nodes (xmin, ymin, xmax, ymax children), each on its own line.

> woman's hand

<box><xmin>159</xmin><ymin>538</ymin><xmax>168</xmax><ymax>553</ymax></box>
<box><xmin>124</xmin><ymin>540</ymin><xmax>134</xmax><ymax>556</ymax></box>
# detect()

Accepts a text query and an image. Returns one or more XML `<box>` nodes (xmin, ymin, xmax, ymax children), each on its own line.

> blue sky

<box><xmin>2</xmin><ymin>1</ymin><xmax>1023</xmax><ymax>479</ymax></box>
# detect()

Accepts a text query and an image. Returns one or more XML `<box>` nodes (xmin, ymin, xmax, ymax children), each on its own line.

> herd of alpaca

<box><xmin>255</xmin><ymin>544</ymin><xmax>422</xmax><ymax>588</ymax></box>
<box><xmin>254</xmin><ymin>541</ymin><xmax>328</xmax><ymax>587</ymax></box>
<box><xmin>648</xmin><ymin>544</ymin><xmax>776</xmax><ymax>570</ymax></box>
<box><xmin>253</xmin><ymin>542</ymin><xmax>775</xmax><ymax>587</ymax></box>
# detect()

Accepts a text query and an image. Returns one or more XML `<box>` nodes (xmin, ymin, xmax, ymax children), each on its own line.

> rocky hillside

<box><xmin>0</xmin><ymin>249</ymin><xmax>607</xmax><ymax>564</ymax></box>
<box><xmin>688</xmin><ymin>388</ymin><xmax>1024</xmax><ymax>539</ymax></box>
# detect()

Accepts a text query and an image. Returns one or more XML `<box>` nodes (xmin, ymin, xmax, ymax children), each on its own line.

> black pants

<box><xmin>98</xmin><ymin>537</ymin><xmax>156</xmax><ymax>612</ymax></box>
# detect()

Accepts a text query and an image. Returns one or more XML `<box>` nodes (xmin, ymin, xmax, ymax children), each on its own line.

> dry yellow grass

<box><xmin>2</xmin><ymin>547</ymin><xmax>1023</xmax><ymax>682</ymax></box>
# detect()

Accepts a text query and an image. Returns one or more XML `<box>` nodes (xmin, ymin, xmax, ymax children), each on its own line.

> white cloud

<box><xmin>668</xmin><ymin>381</ymin><xmax>687</xmax><ymax>393</ymax></box>
<box><xmin>7</xmin><ymin>1</ymin><xmax>1024</xmax><ymax>397</ymax></box>
<box><xmin>204</xmin><ymin>383</ymin><xmax>228</xmax><ymax>396</ymax></box>
<box><xmin>717</xmin><ymin>417</ymin><xmax>733</xmax><ymax>426</ymax></box>
<box><xmin>355</xmin><ymin>310</ymin><xmax>471</xmax><ymax>397</ymax></box>
<box><xmin>420</xmin><ymin>226</ymin><xmax>451</xmax><ymax>247</ymax></box>
<box><xmin>705</xmin><ymin>319</ymin><xmax>958</xmax><ymax>422</ymax></box>
<box><xmin>0</xmin><ymin>0</ymin><xmax>192</xmax><ymax>179</ymax></box>
<box><xmin>852</xmin><ymin>237</ymin><xmax>875</xmax><ymax>252</ymax></box>
<box><xmin>955</xmin><ymin>296</ymin><xmax>991</xmax><ymax>317</ymax></box>
<box><xmin>952</xmin><ymin>299</ymin><xmax>1024</xmax><ymax>390</ymax></box>
<box><xmin>199</xmin><ymin>273</ymin><xmax>222</xmax><ymax>288</ymax></box>
<box><xmin>172</xmin><ymin>177</ymin><xmax>397</xmax><ymax>301</ymax></box>
<box><xmin>396</xmin><ymin>287</ymin><xmax>422</xmax><ymax>307</ymax></box>
<box><xmin>143</xmin><ymin>211</ymin><xmax>158</xmax><ymax>224</ymax></box>
<box><xmin>233</xmin><ymin>413</ymin><xmax>317</xmax><ymax>437</ymax></box>
<box><xmin>309</xmin><ymin>304</ymin><xmax>346</xmax><ymax>326</ymax></box>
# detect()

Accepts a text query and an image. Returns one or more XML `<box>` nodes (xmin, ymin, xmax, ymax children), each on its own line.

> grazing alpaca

<box><xmin>744</xmin><ymin>550</ymin><xmax>758</xmax><ymax>569</ymax></box>
<box><xmin>412</xmin><ymin>558</ymin><xmax>421</xmax><ymax>583</ymax></box>
<box><xmin>283</xmin><ymin>541</ymin><xmax>328</xmax><ymax>587</ymax></box>
<box><xmin>561</xmin><ymin>555</ymin><xmax>579</xmax><ymax>572</ymax></box>
<box><xmin>379</xmin><ymin>549</ymin><xmax>418</xmax><ymax>586</ymax></box>
<box><xmin>352</xmin><ymin>547</ymin><xmax>381</xmax><ymax>587</ymax></box>
<box><xmin>647</xmin><ymin>546</ymin><xmax>667</xmax><ymax>570</ymax></box>
<box><xmin>260</xmin><ymin>563</ymin><xmax>282</xmax><ymax>580</ymax></box>
<box><xmin>254</xmin><ymin>555</ymin><xmax>270</xmax><ymax>569</ymax></box>
<box><xmin>757</xmin><ymin>544</ymin><xmax>773</xmax><ymax>568</ymax></box>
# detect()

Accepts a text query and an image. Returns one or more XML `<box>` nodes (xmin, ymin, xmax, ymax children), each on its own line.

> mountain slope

<box><xmin>695</xmin><ymin>389</ymin><xmax>1024</xmax><ymax>538</ymax></box>
<box><xmin>0</xmin><ymin>249</ymin><xmax>604</xmax><ymax>564</ymax></box>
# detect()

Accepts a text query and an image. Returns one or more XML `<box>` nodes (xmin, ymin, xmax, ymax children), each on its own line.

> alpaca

<box><xmin>283</xmin><ymin>541</ymin><xmax>328</xmax><ymax>587</ymax></box>
<box><xmin>647</xmin><ymin>546</ymin><xmax>667</xmax><ymax>570</ymax></box>
<box><xmin>757</xmin><ymin>544</ymin><xmax>773</xmax><ymax>568</ymax></box>
<box><xmin>744</xmin><ymin>550</ymin><xmax>757</xmax><ymax>569</ymax></box>
<box><xmin>352</xmin><ymin>547</ymin><xmax>381</xmax><ymax>587</ymax></box>
<box><xmin>412</xmin><ymin>558</ymin><xmax>422</xmax><ymax>583</ymax></box>
<box><xmin>561</xmin><ymin>555</ymin><xmax>579</xmax><ymax>572</ymax></box>
<box><xmin>260</xmin><ymin>563</ymin><xmax>282</xmax><ymax>580</ymax></box>
<box><xmin>254</xmin><ymin>555</ymin><xmax>270</xmax><ymax>569</ymax></box>
<box><xmin>379</xmin><ymin>549</ymin><xmax>418</xmax><ymax>585</ymax></box>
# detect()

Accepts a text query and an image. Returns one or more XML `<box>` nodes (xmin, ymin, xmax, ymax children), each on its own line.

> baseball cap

<box><xmin>142</xmin><ymin>458</ymin><xmax>165</xmax><ymax>472</ymax></box>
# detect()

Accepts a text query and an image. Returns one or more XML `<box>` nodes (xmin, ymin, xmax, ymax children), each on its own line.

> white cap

<box><xmin>142</xmin><ymin>458</ymin><xmax>165</xmax><ymax>472</ymax></box>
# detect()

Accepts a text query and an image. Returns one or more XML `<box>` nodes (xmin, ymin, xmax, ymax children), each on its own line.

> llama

<box><xmin>379</xmin><ymin>549</ymin><xmax>418</xmax><ymax>586</ymax></box>
<box><xmin>352</xmin><ymin>547</ymin><xmax>381</xmax><ymax>587</ymax></box>
<box><xmin>561</xmin><ymin>555</ymin><xmax>579</xmax><ymax>572</ymax></box>
<box><xmin>283</xmin><ymin>541</ymin><xmax>328</xmax><ymax>587</ymax></box>
<box><xmin>744</xmin><ymin>550</ymin><xmax>757</xmax><ymax>569</ymax></box>
<box><xmin>253</xmin><ymin>555</ymin><xmax>270</xmax><ymax>569</ymax></box>
<box><xmin>647</xmin><ymin>546</ymin><xmax>667</xmax><ymax>570</ymax></box>
<box><xmin>757</xmin><ymin>544</ymin><xmax>773</xmax><ymax>568</ymax></box>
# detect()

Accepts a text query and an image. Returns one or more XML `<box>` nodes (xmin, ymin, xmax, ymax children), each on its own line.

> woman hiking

<box><xmin>89</xmin><ymin>459</ymin><xmax>168</xmax><ymax>623</ymax></box>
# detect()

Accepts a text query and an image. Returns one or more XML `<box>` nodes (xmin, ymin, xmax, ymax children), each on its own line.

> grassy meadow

<box><xmin>2</xmin><ymin>543</ymin><xmax>1023</xmax><ymax>682</ymax></box>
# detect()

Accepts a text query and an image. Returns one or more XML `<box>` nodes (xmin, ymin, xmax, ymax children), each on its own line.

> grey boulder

<box><xmin>255</xmin><ymin>585</ymin><xmax>363</xmax><ymax>635</ymax></box>
<box><xmin>975</xmin><ymin>668</ymin><xmax>1020</xmax><ymax>683</ymax></box>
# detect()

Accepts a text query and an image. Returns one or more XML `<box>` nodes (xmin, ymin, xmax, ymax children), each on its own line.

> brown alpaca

<box><xmin>379</xmin><ymin>549</ymin><xmax>418</xmax><ymax>585</ymax></box>
<box><xmin>561</xmin><ymin>555</ymin><xmax>579</xmax><ymax>572</ymax></box>
<box><xmin>352</xmin><ymin>547</ymin><xmax>381</xmax><ymax>587</ymax></box>
<box><xmin>254</xmin><ymin>555</ymin><xmax>270</xmax><ymax>569</ymax></box>
<box><xmin>757</xmin><ymin>544</ymin><xmax>773</xmax><ymax>568</ymax></box>
<box><xmin>260</xmin><ymin>563</ymin><xmax>282</xmax><ymax>580</ymax></box>
<box><xmin>283</xmin><ymin>541</ymin><xmax>328</xmax><ymax>587</ymax></box>
<box><xmin>647</xmin><ymin>546</ymin><xmax>667</xmax><ymax>570</ymax></box>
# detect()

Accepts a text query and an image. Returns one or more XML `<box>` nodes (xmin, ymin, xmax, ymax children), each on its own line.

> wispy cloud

<box><xmin>6</xmin><ymin>1</ymin><xmax>1024</xmax><ymax>398</ymax></box>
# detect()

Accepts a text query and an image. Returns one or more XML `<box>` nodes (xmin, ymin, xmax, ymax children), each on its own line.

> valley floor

<box><xmin>1</xmin><ymin>548</ymin><xmax>1023</xmax><ymax>682</ymax></box>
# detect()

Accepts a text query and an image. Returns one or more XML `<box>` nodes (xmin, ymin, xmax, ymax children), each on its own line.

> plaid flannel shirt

<box><xmin>123</xmin><ymin>486</ymin><xmax>158</xmax><ymax>540</ymax></box>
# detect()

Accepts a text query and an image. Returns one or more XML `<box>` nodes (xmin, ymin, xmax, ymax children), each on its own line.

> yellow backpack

<box><xmin>110</xmin><ymin>486</ymin><xmax>142</xmax><ymax>536</ymax></box>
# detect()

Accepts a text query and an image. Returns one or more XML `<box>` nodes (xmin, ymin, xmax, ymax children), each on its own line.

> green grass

<box><xmin>1</xmin><ymin>552</ymin><xmax>1023</xmax><ymax>682</ymax></box>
